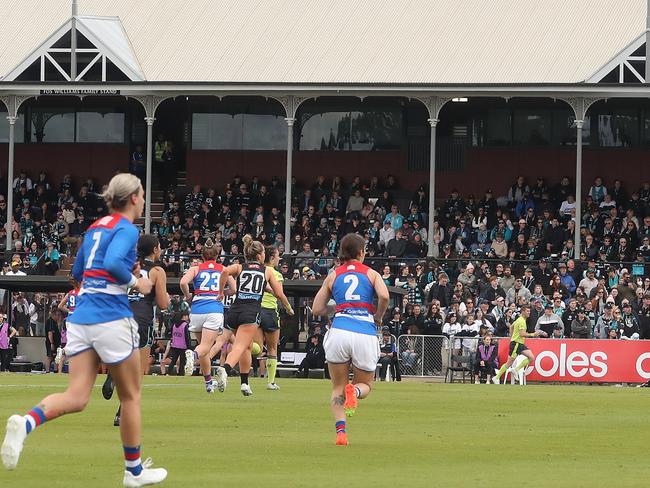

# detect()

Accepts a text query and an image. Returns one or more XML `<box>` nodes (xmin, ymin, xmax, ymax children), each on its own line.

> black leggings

<box><xmin>0</xmin><ymin>348</ymin><xmax>12</xmax><ymax>371</ymax></box>
<box><xmin>167</xmin><ymin>347</ymin><xmax>187</xmax><ymax>375</ymax></box>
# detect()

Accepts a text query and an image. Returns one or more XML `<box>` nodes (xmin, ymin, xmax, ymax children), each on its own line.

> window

<box><xmin>597</xmin><ymin>110</ymin><xmax>638</xmax><ymax>147</ymax></box>
<box><xmin>29</xmin><ymin>108</ymin><xmax>74</xmax><ymax>143</ymax></box>
<box><xmin>191</xmin><ymin>112</ymin><xmax>286</xmax><ymax>150</ymax></box>
<box><xmin>513</xmin><ymin>110</ymin><xmax>551</xmax><ymax>146</ymax></box>
<box><xmin>76</xmin><ymin>112</ymin><xmax>125</xmax><ymax>143</ymax></box>
<box><xmin>484</xmin><ymin>109</ymin><xmax>512</xmax><ymax>146</ymax></box>
<box><xmin>0</xmin><ymin>112</ymin><xmax>25</xmax><ymax>143</ymax></box>
<box><xmin>297</xmin><ymin>100</ymin><xmax>403</xmax><ymax>151</ymax></box>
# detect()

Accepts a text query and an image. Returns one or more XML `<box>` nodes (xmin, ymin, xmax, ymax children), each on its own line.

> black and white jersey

<box><xmin>231</xmin><ymin>262</ymin><xmax>267</xmax><ymax>310</ymax></box>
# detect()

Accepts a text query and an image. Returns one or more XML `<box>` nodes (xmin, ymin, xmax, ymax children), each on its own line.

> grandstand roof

<box><xmin>0</xmin><ymin>0</ymin><xmax>646</xmax><ymax>85</ymax></box>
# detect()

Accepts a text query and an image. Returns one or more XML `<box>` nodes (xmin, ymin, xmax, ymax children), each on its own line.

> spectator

<box><xmin>474</xmin><ymin>334</ymin><xmax>498</xmax><ymax>384</ymax></box>
<box><xmin>377</xmin><ymin>331</ymin><xmax>400</xmax><ymax>381</ymax></box>
<box><xmin>385</xmin><ymin>230</ymin><xmax>407</xmax><ymax>258</ymax></box>
<box><xmin>296</xmin><ymin>334</ymin><xmax>326</xmax><ymax>378</ymax></box>
<box><xmin>594</xmin><ymin>303</ymin><xmax>616</xmax><ymax>339</ymax></box>
<box><xmin>0</xmin><ymin>312</ymin><xmax>17</xmax><ymax>371</ymax></box>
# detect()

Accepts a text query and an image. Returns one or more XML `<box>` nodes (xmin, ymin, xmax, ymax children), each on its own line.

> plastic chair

<box><xmin>503</xmin><ymin>355</ymin><xmax>528</xmax><ymax>385</ymax></box>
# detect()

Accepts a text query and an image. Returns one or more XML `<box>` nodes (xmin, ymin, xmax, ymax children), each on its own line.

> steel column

<box><xmin>284</xmin><ymin>117</ymin><xmax>295</xmax><ymax>251</ymax></box>
<box><xmin>6</xmin><ymin>116</ymin><xmax>16</xmax><ymax>253</ymax></box>
<box><xmin>144</xmin><ymin>116</ymin><xmax>155</xmax><ymax>233</ymax></box>
<box><xmin>575</xmin><ymin>119</ymin><xmax>584</xmax><ymax>253</ymax></box>
<box><xmin>427</xmin><ymin>118</ymin><xmax>438</xmax><ymax>257</ymax></box>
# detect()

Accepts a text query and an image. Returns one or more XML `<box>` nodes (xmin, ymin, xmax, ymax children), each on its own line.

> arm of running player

<box><xmin>370</xmin><ymin>269</ymin><xmax>390</xmax><ymax>326</ymax></box>
<box><xmin>151</xmin><ymin>266</ymin><xmax>170</xmax><ymax>310</ymax></box>
<box><xmin>266</xmin><ymin>267</ymin><xmax>294</xmax><ymax>315</ymax></box>
<box><xmin>179</xmin><ymin>266</ymin><xmax>198</xmax><ymax>302</ymax></box>
<box><xmin>71</xmin><ymin>239</ymin><xmax>85</xmax><ymax>282</ymax></box>
<box><xmin>218</xmin><ymin>264</ymin><xmax>241</xmax><ymax>300</ymax></box>
<box><xmin>312</xmin><ymin>273</ymin><xmax>335</xmax><ymax>317</ymax></box>
<box><xmin>57</xmin><ymin>292</ymin><xmax>70</xmax><ymax>314</ymax></box>
<box><xmin>223</xmin><ymin>275</ymin><xmax>237</xmax><ymax>296</ymax></box>
<box><xmin>104</xmin><ymin>226</ymin><xmax>151</xmax><ymax>293</ymax></box>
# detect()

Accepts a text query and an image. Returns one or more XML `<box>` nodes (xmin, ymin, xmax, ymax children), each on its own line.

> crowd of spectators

<box><xmin>5</xmin><ymin>168</ymin><xmax>650</xmax><ymax>354</ymax></box>
<box><xmin>0</xmin><ymin>169</ymin><xmax>107</xmax><ymax>275</ymax></box>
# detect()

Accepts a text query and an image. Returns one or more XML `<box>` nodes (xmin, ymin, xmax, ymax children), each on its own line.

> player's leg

<box><xmin>516</xmin><ymin>349</ymin><xmax>535</xmax><ymax>371</ymax></box>
<box><xmin>195</xmin><ymin>328</ymin><xmax>219</xmax><ymax>392</ymax></box>
<box><xmin>328</xmin><ymin>362</ymin><xmax>350</xmax><ymax>446</ymax></box>
<box><xmin>1</xmin><ymin>349</ymin><xmax>99</xmax><ymax>470</ymax></box>
<box><xmin>109</xmin><ymin>351</ymin><xmax>166</xmax><ymax>486</ymax></box>
<box><xmin>265</xmin><ymin>329</ymin><xmax>280</xmax><ymax>389</ymax></box>
<box><xmin>208</xmin><ymin>329</ymin><xmax>231</xmax><ymax>391</ymax></box>
<box><xmin>220</xmin><ymin>324</ymin><xmax>257</xmax><ymax>395</ymax></box>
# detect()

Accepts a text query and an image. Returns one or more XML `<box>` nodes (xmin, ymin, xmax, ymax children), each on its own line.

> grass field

<box><xmin>0</xmin><ymin>374</ymin><xmax>649</xmax><ymax>488</ymax></box>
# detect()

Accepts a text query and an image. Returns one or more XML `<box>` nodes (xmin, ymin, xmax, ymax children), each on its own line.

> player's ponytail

<box><xmin>102</xmin><ymin>173</ymin><xmax>141</xmax><ymax>211</ymax></box>
<box><xmin>243</xmin><ymin>234</ymin><xmax>264</xmax><ymax>262</ymax></box>
<box><xmin>202</xmin><ymin>237</ymin><xmax>218</xmax><ymax>261</ymax></box>
<box><xmin>339</xmin><ymin>233</ymin><xmax>365</xmax><ymax>262</ymax></box>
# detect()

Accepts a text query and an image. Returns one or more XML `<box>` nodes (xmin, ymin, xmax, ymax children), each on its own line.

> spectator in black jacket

<box><xmin>377</xmin><ymin>331</ymin><xmax>400</xmax><ymax>381</ymax></box>
<box><xmin>297</xmin><ymin>334</ymin><xmax>325</xmax><ymax>378</ymax></box>
<box><xmin>427</xmin><ymin>272</ymin><xmax>453</xmax><ymax>308</ymax></box>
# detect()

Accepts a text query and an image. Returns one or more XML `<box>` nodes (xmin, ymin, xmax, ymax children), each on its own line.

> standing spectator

<box><xmin>0</xmin><ymin>313</ymin><xmax>17</xmax><ymax>371</ymax></box>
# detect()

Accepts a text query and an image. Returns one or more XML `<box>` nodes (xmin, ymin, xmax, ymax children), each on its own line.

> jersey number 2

<box><xmin>343</xmin><ymin>274</ymin><xmax>360</xmax><ymax>301</ymax></box>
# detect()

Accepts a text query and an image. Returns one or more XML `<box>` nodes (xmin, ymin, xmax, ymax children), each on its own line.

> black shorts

<box><xmin>260</xmin><ymin>308</ymin><xmax>280</xmax><ymax>332</ymax></box>
<box><xmin>138</xmin><ymin>323</ymin><xmax>154</xmax><ymax>349</ymax></box>
<box><xmin>509</xmin><ymin>341</ymin><xmax>529</xmax><ymax>358</ymax></box>
<box><xmin>226</xmin><ymin>307</ymin><xmax>261</xmax><ymax>331</ymax></box>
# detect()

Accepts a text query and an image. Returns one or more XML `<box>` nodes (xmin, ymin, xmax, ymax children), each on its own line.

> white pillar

<box><xmin>144</xmin><ymin>116</ymin><xmax>155</xmax><ymax>233</ymax></box>
<box><xmin>574</xmin><ymin>119</ymin><xmax>584</xmax><ymax>254</ymax></box>
<box><xmin>6</xmin><ymin>115</ymin><xmax>16</xmax><ymax>253</ymax></box>
<box><xmin>427</xmin><ymin>118</ymin><xmax>438</xmax><ymax>257</ymax></box>
<box><xmin>284</xmin><ymin>117</ymin><xmax>295</xmax><ymax>253</ymax></box>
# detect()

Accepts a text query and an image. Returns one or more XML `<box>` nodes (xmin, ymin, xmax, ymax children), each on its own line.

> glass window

<box><xmin>513</xmin><ymin>110</ymin><xmax>551</xmax><ymax>145</ymax></box>
<box><xmin>242</xmin><ymin>114</ymin><xmax>286</xmax><ymax>150</ymax></box>
<box><xmin>597</xmin><ymin>110</ymin><xmax>638</xmax><ymax>147</ymax></box>
<box><xmin>299</xmin><ymin>111</ymin><xmax>351</xmax><ymax>151</ymax></box>
<box><xmin>484</xmin><ymin>109</ymin><xmax>511</xmax><ymax>146</ymax></box>
<box><xmin>76</xmin><ymin>112</ymin><xmax>125</xmax><ymax>143</ymax></box>
<box><xmin>192</xmin><ymin>113</ymin><xmax>243</xmax><ymax>150</ymax></box>
<box><xmin>351</xmin><ymin>109</ymin><xmax>402</xmax><ymax>150</ymax></box>
<box><xmin>0</xmin><ymin>112</ymin><xmax>25</xmax><ymax>143</ymax></box>
<box><xmin>29</xmin><ymin>108</ymin><xmax>74</xmax><ymax>143</ymax></box>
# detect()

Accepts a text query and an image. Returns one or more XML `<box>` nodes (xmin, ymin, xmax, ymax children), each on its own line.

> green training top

<box><xmin>511</xmin><ymin>316</ymin><xmax>527</xmax><ymax>344</ymax></box>
<box><xmin>261</xmin><ymin>266</ymin><xmax>283</xmax><ymax>310</ymax></box>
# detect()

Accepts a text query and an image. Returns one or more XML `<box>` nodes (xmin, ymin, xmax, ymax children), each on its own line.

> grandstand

<box><xmin>0</xmin><ymin>0</ymin><xmax>649</xmax><ymax>383</ymax></box>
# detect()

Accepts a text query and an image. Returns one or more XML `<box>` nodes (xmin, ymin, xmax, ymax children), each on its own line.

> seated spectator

<box><xmin>474</xmin><ymin>334</ymin><xmax>498</xmax><ymax>383</ymax></box>
<box><xmin>399</xmin><ymin>330</ymin><xmax>420</xmax><ymax>373</ymax></box>
<box><xmin>377</xmin><ymin>331</ymin><xmax>400</xmax><ymax>381</ymax></box>
<box><xmin>385</xmin><ymin>230</ymin><xmax>407</xmax><ymax>258</ymax></box>
<box><xmin>296</xmin><ymin>334</ymin><xmax>325</xmax><ymax>378</ymax></box>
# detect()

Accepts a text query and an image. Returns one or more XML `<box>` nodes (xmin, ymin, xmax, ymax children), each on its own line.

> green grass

<box><xmin>0</xmin><ymin>374</ymin><xmax>649</xmax><ymax>487</ymax></box>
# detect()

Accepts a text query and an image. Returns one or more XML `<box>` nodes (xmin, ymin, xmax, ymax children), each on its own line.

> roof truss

<box><xmin>587</xmin><ymin>31</ymin><xmax>647</xmax><ymax>83</ymax></box>
<box><xmin>1</xmin><ymin>16</ymin><xmax>144</xmax><ymax>82</ymax></box>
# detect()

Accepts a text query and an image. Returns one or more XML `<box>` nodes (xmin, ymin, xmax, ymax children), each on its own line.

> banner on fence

<box><xmin>498</xmin><ymin>339</ymin><xmax>650</xmax><ymax>383</ymax></box>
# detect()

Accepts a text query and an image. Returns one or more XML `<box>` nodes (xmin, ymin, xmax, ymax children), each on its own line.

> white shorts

<box><xmin>65</xmin><ymin>318</ymin><xmax>139</xmax><ymax>365</ymax></box>
<box><xmin>323</xmin><ymin>327</ymin><xmax>380</xmax><ymax>373</ymax></box>
<box><xmin>189</xmin><ymin>313</ymin><xmax>224</xmax><ymax>333</ymax></box>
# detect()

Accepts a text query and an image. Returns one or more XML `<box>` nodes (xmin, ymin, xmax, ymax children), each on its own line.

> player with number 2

<box><xmin>312</xmin><ymin>233</ymin><xmax>389</xmax><ymax>446</ymax></box>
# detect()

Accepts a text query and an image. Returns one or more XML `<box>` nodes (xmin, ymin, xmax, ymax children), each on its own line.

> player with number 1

<box><xmin>216</xmin><ymin>235</ymin><xmax>294</xmax><ymax>396</ymax></box>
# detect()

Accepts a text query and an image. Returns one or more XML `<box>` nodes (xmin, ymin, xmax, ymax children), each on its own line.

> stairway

<box><xmin>134</xmin><ymin>170</ymin><xmax>188</xmax><ymax>229</ymax></box>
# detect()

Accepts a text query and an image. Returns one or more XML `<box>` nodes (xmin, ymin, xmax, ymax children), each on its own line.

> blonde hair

<box><xmin>102</xmin><ymin>173</ymin><xmax>142</xmax><ymax>211</ymax></box>
<box><xmin>202</xmin><ymin>237</ymin><xmax>218</xmax><ymax>260</ymax></box>
<box><xmin>242</xmin><ymin>234</ymin><xmax>264</xmax><ymax>262</ymax></box>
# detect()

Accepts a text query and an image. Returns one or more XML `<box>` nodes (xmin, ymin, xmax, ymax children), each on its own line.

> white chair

<box><xmin>503</xmin><ymin>355</ymin><xmax>528</xmax><ymax>385</ymax></box>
